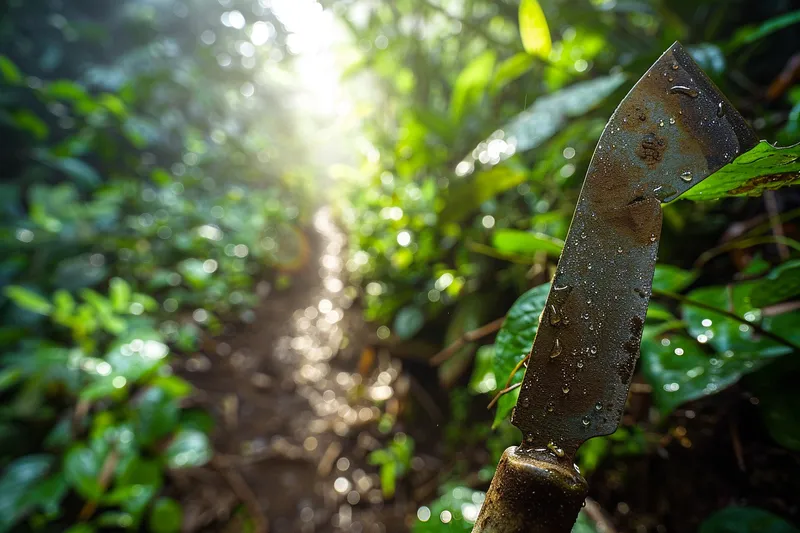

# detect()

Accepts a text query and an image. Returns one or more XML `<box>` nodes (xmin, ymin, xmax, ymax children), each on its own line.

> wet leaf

<box><xmin>682</xmin><ymin>282</ymin><xmax>799</xmax><ymax>358</ymax></box>
<box><xmin>699</xmin><ymin>506</ymin><xmax>799</xmax><ymax>533</ymax></box>
<box><xmin>442</xmin><ymin>163</ymin><xmax>528</xmax><ymax>223</ymax></box>
<box><xmin>571</xmin><ymin>510</ymin><xmax>600</xmax><ymax>533</ymax></box>
<box><xmin>164</xmin><ymin>429</ymin><xmax>212</xmax><ymax>468</ymax></box>
<box><xmin>393</xmin><ymin>306</ymin><xmax>425</xmax><ymax>340</ymax></box>
<box><xmin>519</xmin><ymin>0</ymin><xmax>551</xmax><ymax>58</ymax></box>
<box><xmin>678</xmin><ymin>141</ymin><xmax>800</xmax><ymax>201</ymax></box>
<box><xmin>641</xmin><ymin>332</ymin><xmax>769</xmax><ymax>414</ymax></box>
<box><xmin>492</xmin><ymin>283</ymin><xmax>550</xmax><ymax>426</ymax></box>
<box><xmin>149</xmin><ymin>497</ymin><xmax>183</xmax><ymax>533</ymax></box>
<box><xmin>652</xmin><ymin>264</ymin><xmax>697</xmax><ymax>293</ymax></box>
<box><xmin>492</xmin><ymin>229</ymin><xmax>564</xmax><ymax>257</ymax></box>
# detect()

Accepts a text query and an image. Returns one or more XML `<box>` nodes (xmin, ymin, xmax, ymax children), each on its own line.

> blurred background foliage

<box><xmin>0</xmin><ymin>0</ymin><xmax>799</xmax><ymax>531</ymax></box>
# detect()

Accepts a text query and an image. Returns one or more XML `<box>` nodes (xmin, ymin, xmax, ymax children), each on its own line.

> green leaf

<box><xmin>164</xmin><ymin>429</ymin><xmax>212</xmax><ymax>468</ymax></box>
<box><xmin>149</xmin><ymin>497</ymin><xmax>183</xmax><ymax>533</ymax></box>
<box><xmin>492</xmin><ymin>283</ymin><xmax>550</xmax><ymax>426</ymax></box>
<box><xmin>728</xmin><ymin>10</ymin><xmax>800</xmax><ymax>51</ymax></box>
<box><xmin>699</xmin><ymin>506</ymin><xmax>799</xmax><ymax>533</ymax></box>
<box><xmin>682</xmin><ymin>282</ymin><xmax>799</xmax><ymax>358</ymax></box>
<box><xmin>11</xmin><ymin>110</ymin><xmax>49</xmax><ymax>140</ymax></box>
<box><xmin>571</xmin><ymin>510</ymin><xmax>599</xmax><ymax>533</ymax></box>
<box><xmin>117</xmin><ymin>455</ymin><xmax>162</xmax><ymax>488</ymax></box>
<box><xmin>678</xmin><ymin>141</ymin><xmax>800</xmax><ymax>201</ymax></box>
<box><xmin>490</xmin><ymin>53</ymin><xmax>535</xmax><ymax>95</ymax></box>
<box><xmin>519</xmin><ymin>0</ymin><xmax>551</xmax><ymax>58</ymax></box>
<box><xmin>497</xmin><ymin>74</ymin><xmax>626</xmax><ymax>154</ymax></box>
<box><xmin>46</xmin><ymin>80</ymin><xmax>89</xmax><ymax>101</ymax></box>
<box><xmin>759</xmin><ymin>387</ymin><xmax>800</xmax><ymax>451</ymax></box>
<box><xmin>20</xmin><ymin>473</ymin><xmax>69</xmax><ymax>517</ymax></box>
<box><xmin>442</xmin><ymin>163</ymin><xmax>528</xmax><ymax>223</ymax></box>
<box><xmin>0</xmin><ymin>55</ymin><xmax>22</xmax><ymax>84</ymax></box>
<box><xmin>4</xmin><ymin>286</ymin><xmax>52</xmax><ymax>315</ymax></box>
<box><xmin>450</xmin><ymin>51</ymin><xmax>496</xmax><ymax>121</ymax></box>
<box><xmin>468</xmin><ymin>345</ymin><xmax>497</xmax><ymax>395</ymax></box>
<box><xmin>65</xmin><ymin>525</ymin><xmax>96</xmax><ymax>533</ymax></box>
<box><xmin>0</xmin><ymin>455</ymin><xmax>53</xmax><ymax>531</ymax></box>
<box><xmin>64</xmin><ymin>445</ymin><xmax>103</xmax><ymax>500</ymax></box>
<box><xmin>109</xmin><ymin>277</ymin><xmax>132</xmax><ymax>314</ymax></box>
<box><xmin>749</xmin><ymin>259</ymin><xmax>800</xmax><ymax>308</ymax></box>
<box><xmin>378</xmin><ymin>461</ymin><xmax>397</xmax><ymax>499</ymax></box>
<box><xmin>134</xmin><ymin>387</ymin><xmax>180</xmax><ymax>447</ymax></box>
<box><xmin>652</xmin><ymin>264</ymin><xmax>697</xmax><ymax>293</ymax></box>
<box><xmin>412</xmin><ymin>484</ymin><xmax>483</xmax><ymax>532</ymax></box>
<box><xmin>393</xmin><ymin>306</ymin><xmax>425</xmax><ymax>340</ymax></box>
<box><xmin>492</xmin><ymin>229</ymin><xmax>564</xmax><ymax>257</ymax></box>
<box><xmin>641</xmin><ymin>332</ymin><xmax>769</xmax><ymax>414</ymax></box>
<box><xmin>51</xmin><ymin>158</ymin><xmax>101</xmax><ymax>187</ymax></box>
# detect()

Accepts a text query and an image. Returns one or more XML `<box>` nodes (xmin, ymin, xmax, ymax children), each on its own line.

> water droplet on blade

<box><xmin>681</xmin><ymin>170</ymin><xmax>693</xmax><ymax>182</ymax></box>
<box><xmin>550</xmin><ymin>338</ymin><xmax>563</xmax><ymax>359</ymax></box>
<box><xmin>582</xmin><ymin>416</ymin><xmax>591</xmax><ymax>426</ymax></box>
<box><xmin>716</xmin><ymin>102</ymin><xmax>725</xmax><ymax>117</ymax></box>
<box><xmin>595</xmin><ymin>402</ymin><xmax>603</xmax><ymax>411</ymax></box>
<box><xmin>549</xmin><ymin>305</ymin><xmax>562</xmax><ymax>326</ymax></box>
<box><xmin>669</xmin><ymin>117</ymin><xmax>676</xmax><ymax>124</ymax></box>
<box><xmin>669</xmin><ymin>85</ymin><xmax>699</xmax><ymax>98</ymax></box>
<box><xmin>562</xmin><ymin>384</ymin><xmax>570</xmax><ymax>394</ymax></box>
<box><xmin>547</xmin><ymin>441</ymin><xmax>565</xmax><ymax>458</ymax></box>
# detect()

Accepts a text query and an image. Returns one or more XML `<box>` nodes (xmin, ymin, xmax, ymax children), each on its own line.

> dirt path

<box><xmin>175</xmin><ymin>208</ymin><xmax>414</xmax><ymax>532</ymax></box>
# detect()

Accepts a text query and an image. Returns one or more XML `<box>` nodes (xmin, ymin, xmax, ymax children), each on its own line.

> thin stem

<box><xmin>653</xmin><ymin>289</ymin><xmax>800</xmax><ymax>352</ymax></box>
<box><xmin>430</xmin><ymin>316</ymin><xmax>505</xmax><ymax>365</ymax></box>
<box><xmin>694</xmin><ymin>235</ymin><xmax>800</xmax><ymax>270</ymax></box>
<box><xmin>487</xmin><ymin>382</ymin><xmax>521</xmax><ymax>410</ymax></box>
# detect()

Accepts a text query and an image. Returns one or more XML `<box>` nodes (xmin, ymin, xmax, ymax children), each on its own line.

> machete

<box><xmin>472</xmin><ymin>42</ymin><xmax>758</xmax><ymax>533</ymax></box>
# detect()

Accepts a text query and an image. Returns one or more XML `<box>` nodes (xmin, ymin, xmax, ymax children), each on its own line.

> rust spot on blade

<box><xmin>636</xmin><ymin>132</ymin><xmax>667</xmax><ymax>167</ymax></box>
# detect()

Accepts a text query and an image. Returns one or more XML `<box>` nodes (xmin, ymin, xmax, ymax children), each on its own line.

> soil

<box><xmin>173</xmin><ymin>208</ymin><xmax>430</xmax><ymax>533</ymax></box>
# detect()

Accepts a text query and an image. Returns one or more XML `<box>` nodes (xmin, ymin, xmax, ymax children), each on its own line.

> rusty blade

<box><xmin>511</xmin><ymin>42</ymin><xmax>758</xmax><ymax>460</ymax></box>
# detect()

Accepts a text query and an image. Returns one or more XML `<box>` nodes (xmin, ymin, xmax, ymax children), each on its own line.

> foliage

<box><xmin>699</xmin><ymin>507</ymin><xmax>800</xmax><ymax>533</ymax></box>
<box><xmin>331</xmin><ymin>0</ymin><xmax>800</xmax><ymax>529</ymax></box>
<box><xmin>0</xmin><ymin>0</ymin><xmax>312</xmax><ymax>530</ymax></box>
<box><xmin>367</xmin><ymin>433</ymin><xmax>415</xmax><ymax>499</ymax></box>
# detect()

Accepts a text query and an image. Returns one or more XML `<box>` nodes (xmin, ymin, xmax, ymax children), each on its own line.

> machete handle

<box><xmin>472</xmin><ymin>447</ymin><xmax>587</xmax><ymax>533</ymax></box>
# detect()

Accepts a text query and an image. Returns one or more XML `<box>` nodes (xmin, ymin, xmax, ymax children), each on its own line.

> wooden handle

<box><xmin>471</xmin><ymin>447</ymin><xmax>588</xmax><ymax>533</ymax></box>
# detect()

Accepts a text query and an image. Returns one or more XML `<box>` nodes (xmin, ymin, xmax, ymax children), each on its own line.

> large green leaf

<box><xmin>652</xmin><ymin>264</ymin><xmax>697</xmax><ymax>293</ymax></box>
<box><xmin>678</xmin><ymin>141</ymin><xmax>800</xmax><ymax>201</ymax></box>
<box><xmin>749</xmin><ymin>259</ymin><xmax>800</xmax><ymax>308</ymax></box>
<box><xmin>492</xmin><ymin>283</ymin><xmax>550</xmax><ymax>426</ymax></box>
<box><xmin>490</xmin><ymin>53</ymin><xmax>535</xmax><ymax>95</ymax></box>
<box><xmin>519</xmin><ymin>0</ymin><xmax>551</xmax><ymax>58</ymax></box>
<box><xmin>699</xmin><ymin>507</ymin><xmax>799</xmax><ymax>533</ymax></box>
<box><xmin>682</xmin><ymin>283</ymin><xmax>799</xmax><ymax>358</ymax></box>
<box><xmin>442</xmin><ymin>163</ymin><xmax>528</xmax><ymax>223</ymax></box>
<box><xmin>450</xmin><ymin>51</ymin><xmax>496</xmax><ymax>121</ymax></box>
<box><xmin>500</xmin><ymin>74</ymin><xmax>626</xmax><ymax>153</ymax></box>
<box><xmin>641</xmin><ymin>332</ymin><xmax>769</xmax><ymax>415</ymax></box>
<box><xmin>492</xmin><ymin>229</ymin><xmax>564</xmax><ymax>257</ymax></box>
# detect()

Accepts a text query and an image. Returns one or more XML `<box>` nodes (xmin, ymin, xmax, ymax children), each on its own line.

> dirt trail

<box><xmin>176</xmin><ymin>208</ymin><xmax>413</xmax><ymax>533</ymax></box>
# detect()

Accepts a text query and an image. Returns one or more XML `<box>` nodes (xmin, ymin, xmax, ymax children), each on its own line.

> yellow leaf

<box><xmin>519</xmin><ymin>0</ymin><xmax>552</xmax><ymax>58</ymax></box>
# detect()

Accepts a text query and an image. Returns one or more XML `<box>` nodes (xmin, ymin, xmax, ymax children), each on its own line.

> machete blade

<box><xmin>511</xmin><ymin>42</ymin><xmax>758</xmax><ymax>459</ymax></box>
